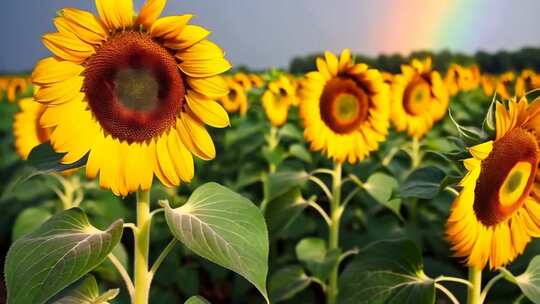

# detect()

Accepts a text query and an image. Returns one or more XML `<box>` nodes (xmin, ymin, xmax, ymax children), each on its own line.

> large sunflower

<box><xmin>391</xmin><ymin>58</ymin><xmax>449</xmax><ymax>138</ymax></box>
<box><xmin>262</xmin><ymin>75</ymin><xmax>297</xmax><ymax>127</ymax></box>
<box><xmin>13</xmin><ymin>94</ymin><xmax>50</xmax><ymax>160</ymax></box>
<box><xmin>447</xmin><ymin>97</ymin><xmax>540</xmax><ymax>269</ymax></box>
<box><xmin>219</xmin><ymin>77</ymin><xmax>248</xmax><ymax>116</ymax></box>
<box><xmin>33</xmin><ymin>0</ymin><xmax>231</xmax><ymax>196</ymax></box>
<box><xmin>299</xmin><ymin>49</ymin><xmax>390</xmax><ymax>164</ymax></box>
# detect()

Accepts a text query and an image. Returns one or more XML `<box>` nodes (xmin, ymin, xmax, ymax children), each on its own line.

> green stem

<box><xmin>411</xmin><ymin>136</ymin><xmax>421</xmax><ymax>168</ymax></box>
<box><xmin>480</xmin><ymin>273</ymin><xmax>503</xmax><ymax>303</ymax></box>
<box><xmin>467</xmin><ymin>267</ymin><xmax>482</xmax><ymax>304</ymax></box>
<box><xmin>327</xmin><ymin>162</ymin><xmax>342</xmax><ymax>304</ymax></box>
<box><xmin>134</xmin><ymin>190</ymin><xmax>152</xmax><ymax>304</ymax></box>
<box><xmin>267</xmin><ymin>126</ymin><xmax>279</xmax><ymax>173</ymax></box>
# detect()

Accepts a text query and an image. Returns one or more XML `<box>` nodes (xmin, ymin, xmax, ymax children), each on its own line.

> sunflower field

<box><xmin>1</xmin><ymin>1</ymin><xmax>540</xmax><ymax>304</ymax></box>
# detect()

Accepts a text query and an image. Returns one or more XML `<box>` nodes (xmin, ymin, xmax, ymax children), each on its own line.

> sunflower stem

<box><xmin>327</xmin><ymin>162</ymin><xmax>342</xmax><ymax>304</ymax></box>
<box><xmin>467</xmin><ymin>267</ymin><xmax>482</xmax><ymax>304</ymax></box>
<box><xmin>134</xmin><ymin>189</ymin><xmax>152</xmax><ymax>304</ymax></box>
<box><xmin>267</xmin><ymin>126</ymin><xmax>280</xmax><ymax>173</ymax></box>
<box><xmin>411</xmin><ymin>136</ymin><xmax>421</xmax><ymax>168</ymax></box>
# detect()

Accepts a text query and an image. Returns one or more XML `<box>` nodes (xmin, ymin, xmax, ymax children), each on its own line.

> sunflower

<box><xmin>391</xmin><ymin>58</ymin><xmax>449</xmax><ymax>138</ymax></box>
<box><xmin>445</xmin><ymin>64</ymin><xmax>463</xmax><ymax>96</ymax></box>
<box><xmin>446</xmin><ymin>97</ymin><xmax>540</xmax><ymax>269</ymax></box>
<box><xmin>7</xmin><ymin>77</ymin><xmax>29</xmax><ymax>103</ymax></box>
<box><xmin>515</xmin><ymin>69</ymin><xmax>540</xmax><ymax>98</ymax></box>
<box><xmin>262</xmin><ymin>75</ymin><xmax>297</xmax><ymax>127</ymax></box>
<box><xmin>0</xmin><ymin>77</ymin><xmax>8</xmax><ymax>101</ymax></box>
<box><xmin>299</xmin><ymin>49</ymin><xmax>390</xmax><ymax>164</ymax></box>
<box><xmin>13</xmin><ymin>94</ymin><xmax>51</xmax><ymax>160</ymax></box>
<box><xmin>233</xmin><ymin>72</ymin><xmax>253</xmax><ymax>91</ymax></box>
<box><xmin>249</xmin><ymin>74</ymin><xmax>264</xmax><ymax>89</ymax></box>
<box><xmin>495</xmin><ymin>71</ymin><xmax>515</xmax><ymax>100</ymax></box>
<box><xmin>481</xmin><ymin>74</ymin><xmax>497</xmax><ymax>97</ymax></box>
<box><xmin>33</xmin><ymin>0</ymin><xmax>231</xmax><ymax>196</ymax></box>
<box><xmin>219</xmin><ymin>77</ymin><xmax>248</xmax><ymax>116</ymax></box>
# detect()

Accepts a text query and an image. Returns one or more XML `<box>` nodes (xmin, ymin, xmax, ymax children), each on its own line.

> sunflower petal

<box><xmin>95</xmin><ymin>0</ymin><xmax>133</xmax><ymax>31</ymax></box>
<box><xmin>156</xmin><ymin>133</ymin><xmax>180</xmax><ymax>186</ymax></box>
<box><xmin>59</xmin><ymin>9</ymin><xmax>108</xmax><ymax>45</ymax></box>
<box><xmin>180</xmin><ymin>112</ymin><xmax>215</xmax><ymax>160</ymax></box>
<box><xmin>186</xmin><ymin>90</ymin><xmax>229</xmax><ymax>128</ymax></box>
<box><xmin>179</xmin><ymin>57</ymin><xmax>231</xmax><ymax>78</ymax></box>
<box><xmin>32</xmin><ymin>57</ymin><xmax>84</xmax><ymax>85</ymax></box>
<box><xmin>187</xmin><ymin>76</ymin><xmax>228</xmax><ymax>98</ymax></box>
<box><xmin>175</xmin><ymin>40</ymin><xmax>224</xmax><ymax>61</ymax></box>
<box><xmin>137</xmin><ymin>0</ymin><xmax>167</xmax><ymax>29</ymax></box>
<box><xmin>35</xmin><ymin>76</ymin><xmax>84</xmax><ymax>105</ymax></box>
<box><xmin>167</xmin><ymin>131</ymin><xmax>194</xmax><ymax>182</ymax></box>
<box><xmin>163</xmin><ymin>25</ymin><xmax>210</xmax><ymax>50</ymax></box>
<box><xmin>324</xmin><ymin>51</ymin><xmax>339</xmax><ymax>76</ymax></box>
<box><xmin>150</xmin><ymin>15</ymin><xmax>192</xmax><ymax>40</ymax></box>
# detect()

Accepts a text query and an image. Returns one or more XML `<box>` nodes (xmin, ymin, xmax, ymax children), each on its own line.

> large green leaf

<box><xmin>268</xmin><ymin>265</ymin><xmax>312</xmax><ymax>303</ymax></box>
<box><xmin>5</xmin><ymin>208</ymin><xmax>123</xmax><ymax>304</ymax></box>
<box><xmin>399</xmin><ymin>166</ymin><xmax>446</xmax><ymax>200</ymax></box>
<box><xmin>164</xmin><ymin>182</ymin><xmax>269</xmax><ymax>303</ymax></box>
<box><xmin>12</xmin><ymin>207</ymin><xmax>52</xmax><ymax>240</ymax></box>
<box><xmin>47</xmin><ymin>275</ymin><xmax>118</xmax><ymax>304</ymax></box>
<box><xmin>263</xmin><ymin>171</ymin><xmax>309</xmax><ymax>202</ymax></box>
<box><xmin>505</xmin><ymin>256</ymin><xmax>540</xmax><ymax>303</ymax></box>
<box><xmin>363</xmin><ymin>173</ymin><xmax>402</xmax><ymax>218</ymax></box>
<box><xmin>264</xmin><ymin>188</ymin><xmax>309</xmax><ymax>237</ymax></box>
<box><xmin>338</xmin><ymin>239</ymin><xmax>435</xmax><ymax>304</ymax></box>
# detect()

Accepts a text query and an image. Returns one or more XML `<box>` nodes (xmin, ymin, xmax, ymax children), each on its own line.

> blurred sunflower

<box><xmin>445</xmin><ymin>64</ymin><xmax>463</xmax><ymax>96</ymax></box>
<box><xmin>481</xmin><ymin>74</ymin><xmax>497</xmax><ymax>97</ymax></box>
<box><xmin>233</xmin><ymin>72</ymin><xmax>253</xmax><ymax>90</ymax></box>
<box><xmin>13</xmin><ymin>94</ymin><xmax>50</xmax><ymax>160</ymax></box>
<box><xmin>299</xmin><ymin>49</ymin><xmax>390</xmax><ymax>164</ymax></box>
<box><xmin>391</xmin><ymin>58</ymin><xmax>449</xmax><ymax>138</ymax></box>
<box><xmin>262</xmin><ymin>75</ymin><xmax>297</xmax><ymax>127</ymax></box>
<box><xmin>381</xmin><ymin>71</ymin><xmax>394</xmax><ymax>86</ymax></box>
<box><xmin>249</xmin><ymin>74</ymin><xmax>264</xmax><ymax>89</ymax></box>
<box><xmin>463</xmin><ymin>64</ymin><xmax>481</xmax><ymax>91</ymax></box>
<box><xmin>7</xmin><ymin>77</ymin><xmax>29</xmax><ymax>103</ymax></box>
<box><xmin>447</xmin><ymin>97</ymin><xmax>540</xmax><ymax>269</ymax></box>
<box><xmin>0</xmin><ymin>77</ymin><xmax>8</xmax><ymax>101</ymax></box>
<box><xmin>219</xmin><ymin>77</ymin><xmax>248</xmax><ymax>116</ymax></box>
<box><xmin>495</xmin><ymin>71</ymin><xmax>516</xmax><ymax>100</ymax></box>
<box><xmin>33</xmin><ymin>0</ymin><xmax>231</xmax><ymax>196</ymax></box>
<box><xmin>515</xmin><ymin>69</ymin><xmax>540</xmax><ymax>98</ymax></box>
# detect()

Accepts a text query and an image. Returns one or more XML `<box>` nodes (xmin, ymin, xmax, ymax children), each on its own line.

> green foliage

<box><xmin>504</xmin><ymin>256</ymin><xmax>540</xmax><ymax>304</ymax></box>
<box><xmin>295</xmin><ymin>237</ymin><xmax>340</xmax><ymax>281</ymax></box>
<box><xmin>184</xmin><ymin>295</ymin><xmax>211</xmax><ymax>304</ymax></box>
<box><xmin>48</xmin><ymin>275</ymin><xmax>119</xmax><ymax>304</ymax></box>
<box><xmin>163</xmin><ymin>182</ymin><xmax>270</xmax><ymax>303</ymax></box>
<box><xmin>268</xmin><ymin>265</ymin><xmax>312</xmax><ymax>303</ymax></box>
<box><xmin>5</xmin><ymin>208</ymin><xmax>123</xmax><ymax>304</ymax></box>
<box><xmin>338</xmin><ymin>239</ymin><xmax>435</xmax><ymax>304</ymax></box>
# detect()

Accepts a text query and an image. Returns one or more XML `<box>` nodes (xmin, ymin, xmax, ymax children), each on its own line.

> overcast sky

<box><xmin>0</xmin><ymin>0</ymin><xmax>538</xmax><ymax>72</ymax></box>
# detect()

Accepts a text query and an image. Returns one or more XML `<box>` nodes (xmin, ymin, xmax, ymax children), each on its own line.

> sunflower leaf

<box><xmin>399</xmin><ymin>166</ymin><xmax>446</xmax><ymax>199</ymax></box>
<box><xmin>268</xmin><ymin>265</ymin><xmax>312</xmax><ymax>303</ymax></box>
<box><xmin>505</xmin><ymin>256</ymin><xmax>540</xmax><ymax>303</ymax></box>
<box><xmin>264</xmin><ymin>187</ymin><xmax>309</xmax><ymax>238</ymax></box>
<box><xmin>164</xmin><ymin>182</ymin><xmax>270</xmax><ymax>303</ymax></box>
<box><xmin>5</xmin><ymin>208</ymin><xmax>123</xmax><ymax>304</ymax></box>
<box><xmin>185</xmin><ymin>295</ymin><xmax>211</xmax><ymax>304</ymax></box>
<box><xmin>338</xmin><ymin>239</ymin><xmax>435</xmax><ymax>304</ymax></box>
<box><xmin>47</xmin><ymin>275</ymin><xmax>119</xmax><ymax>304</ymax></box>
<box><xmin>363</xmin><ymin>173</ymin><xmax>402</xmax><ymax>219</ymax></box>
<box><xmin>263</xmin><ymin>170</ymin><xmax>309</xmax><ymax>202</ymax></box>
<box><xmin>295</xmin><ymin>237</ymin><xmax>340</xmax><ymax>281</ymax></box>
<box><xmin>27</xmin><ymin>141</ymin><xmax>87</xmax><ymax>173</ymax></box>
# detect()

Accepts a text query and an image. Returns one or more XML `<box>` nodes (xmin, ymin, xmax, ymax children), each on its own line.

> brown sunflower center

<box><xmin>473</xmin><ymin>128</ymin><xmax>540</xmax><ymax>226</ymax></box>
<box><xmin>403</xmin><ymin>77</ymin><xmax>431</xmax><ymax>116</ymax></box>
<box><xmin>83</xmin><ymin>31</ymin><xmax>184</xmax><ymax>143</ymax></box>
<box><xmin>320</xmin><ymin>77</ymin><xmax>369</xmax><ymax>134</ymax></box>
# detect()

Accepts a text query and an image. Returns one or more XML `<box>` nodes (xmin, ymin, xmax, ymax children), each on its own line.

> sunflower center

<box><xmin>403</xmin><ymin>78</ymin><xmax>431</xmax><ymax>116</ymax></box>
<box><xmin>473</xmin><ymin>128</ymin><xmax>540</xmax><ymax>226</ymax></box>
<box><xmin>83</xmin><ymin>31</ymin><xmax>184</xmax><ymax>143</ymax></box>
<box><xmin>320</xmin><ymin>77</ymin><xmax>369</xmax><ymax>134</ymax></box>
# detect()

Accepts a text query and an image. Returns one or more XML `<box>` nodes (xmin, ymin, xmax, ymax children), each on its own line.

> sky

<box><xmin>0</xmin><ymin>0</ymin><xmax>538</xmax><ymax>72</ymax></box>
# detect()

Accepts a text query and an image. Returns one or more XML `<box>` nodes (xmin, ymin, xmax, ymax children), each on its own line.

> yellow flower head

<box><xmin>262</xmin><ymin>75</ymin><xmax>297</xmax><ymax>127</ymax></box>
<box><xmin>447</xmin><ymin>97</ymin><xmax>540</xmax><ymax>269</ymax></box>
<box><xmin>391</xmin><ymin>58</ymin><xmax>449</xmax><ymax>138</ymax></box>
<box><xmin>249</xmin><ymin>74</ymin><xmax>264</xmax><ymax>89</ymax></box>
<box><xmin>13</xmin><ymin>94</ymin><xmax>51</xmax><ymax>160</ymax></box>
<box><xmin>6</xmin><ymin>77</ymin><xmax>30</xmax><ymax>103</ymax></box>
<box><xmin>445</xmin><ymin>64</ymin><xmax>464</xmax><ymax>96</ymax></box>
<box><xmin>481</xmin><ymin>74</ymin><xmax>497</xmax><ymax>97</ymax></box>
<box><xmin>219</xmin><ymin>77</ymin><xmax>248</xmax><ymax>116</ymax></box>
<box><xmin>299</xmin><ymin>49</ymin><xmax>390</xmax><ymax>164</ymax></box>
<box><xmin>32</xmin><ymin>0</ymin><xmax>232</xmax><ymax>196</ymax></box>
<box><xmin>515</xmin><ymin>69</ymin><xmax>540</xmax><ymax>98</ymax></box>
<box><xmin>233</xmin><ymin>72</ymin><xmax>253</xmax><ymax>91</ymax></box>
<box><xmin>495</xmin><ymin>71</ymin><xmax>516</xmax><ymax>100</ymax></box>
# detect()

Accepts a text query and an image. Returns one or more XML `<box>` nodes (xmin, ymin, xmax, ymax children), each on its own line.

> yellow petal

<box><xmin>86</xmin><ymin>132</ymin><xmax>106</xmax><ymax>179</ymax></box>
<box><xmin>186</xmin><ymin>76</ymin><xmax>228</xmax><ymax>99</ymax></box>
<box><xmin>163</xmin><ymin>25</ymin><xmax>210</xmax><ymax>50</ymax></box>
<box><xmin>150</xmin><ymin>15</ymin><xmax>192</xmax><ymax>40</ymax></box>
<box><xmin>324</xmin><ymin>51</ymin><xmax>339</xmax><ymax>76</ymax></box>
<box><xmin>151</xmin><ymin>138</ymin><xmax>175</xmax><ymax>187</ymax></box>
<box><xmin>339</xmin><ymin>48</ymin><xmax>351</xmax><ymax>71</ymax></box>
<box><xmin>60</xmin><ymin>9</ymin><xmax>108</xmax><ymax>45</ymax></box>
<box><xmin>156</xmin><ymin>134</ymin><xmax>180</xmax><ymax>186</ymax></box>
<box><xmin>469</xmin><ymin>140</ymin><xmax>493</xmax><ymax>160</ymax></box>
<box><xmin>95</xmin><ymin>0</ymin><xmax>134</xmax><ymax>31</ymax></box>
<box><xmin>186</xmin><ymin>90</ymin><xmax>229</xmax><ymax>128</ymax></box>
<box><xmin>180</xmin><ymin>57</ymin><xmax>231</xmax><ymax>78</ymax></box>
<box><xmin>137</xmin><ymin>0</ymin><xmax>167</xmax><ymax>29</ymax></box>
<box><xmin>32</xmin><ymin>57</ymin><xmax>84</xmax><ymax>85</ymax></box>
<box><xmin>42</xmin><ymin>32</ymin><xmax>95</xmax><ymax>63</ymax></box>
<box><xmin>167</xmin><ymin>131</ymin><xmax>194</xmax><ymax>182</ymax></box>
<box><xmin>35</xmin><ymin>76</ymin><xmax>84</xmax><ymax>105</ymax></box>
<box><xmin>175</xmin><ymin>40</ymin><xmax>224</xmax><ymax>61</ymax></box>
<box><xmin>180</xmin><ymin>112</ymin><xmax>215</xmax><ymax>160</ymax></box>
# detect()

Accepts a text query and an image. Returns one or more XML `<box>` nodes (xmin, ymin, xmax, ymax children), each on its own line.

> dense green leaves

<box><xmin>338</xmin><ymin>239</ymin><xmax>435</xmax><ymax>304</ymax></box>
<box><xmin>5</xmin><ymin>208</ymin><xmax>123</xmax><ymax>304</ymax></box>
<box><xmin>363</xmin><ymin>173</ymin><xmax>402</xmax><ymax>218</ymax></box>
<box><xmin>268</xmin><ymin>266</ymin><xmax>312</xmax><ymax>303</ymax></box>
<box><xmin>12</xmin><ymin>207</ymin><xmax>51</xmax><ymax>240</ymax></box>
<box><xmin>400</xmin><ymin>166</ymin><xmax>446</xmax><ymax>199</ymax></box>
<box><xmin>164</xmin><ymin>182</ymin><xmax>270</xmax><ymax>303</ymax></box>
<box><xmin>263</xmin><ymin>170</ymin><xmax>309</xmax><ymax>202</ymax></box>
<box><xmin>296</xmin><ymin>237</ymin><xmax>340</xmax><ymax>281</ymax></box>
<box><xmin>264</xmin><ymin>188</ymin><xmax>309</xmax><ymax>237</ymax></box>
<box><xmin>505</xmin><ymin>256</ymin><xmax>540</xmax><ymax>303</ymax></box>
<box><xmin>47</xmin><ymin>275</ymin><xmax>118</xmax><ymax>304</ymax></box>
